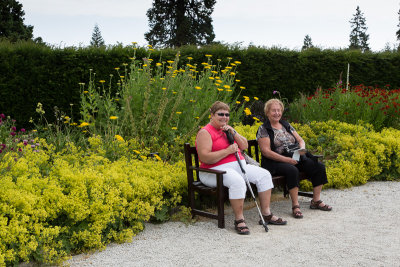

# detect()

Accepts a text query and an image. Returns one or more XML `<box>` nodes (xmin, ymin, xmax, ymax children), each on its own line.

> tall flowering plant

<box><xmin>288</xmin><ymin>84</ymin><xmax>400</xmax><ymax>130</ymax></box>
<box><xmin>79</xmin><ymin>45</ymin><xmax>247</xmax><ymax>153</ymax></box>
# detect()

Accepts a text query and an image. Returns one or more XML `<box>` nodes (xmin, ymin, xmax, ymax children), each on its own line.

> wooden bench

<box><xmin>183</xmin><ymin>140</ymin><xmax>313</xmax><ymax>229</ymax></box>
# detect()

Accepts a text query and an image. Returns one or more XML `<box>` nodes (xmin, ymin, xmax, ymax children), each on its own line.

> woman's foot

<box><xmin>292</xmin><ymin>205</ymin><xmax>303</xmax><ymax>219</ymax></box>
<box><xmin>234</xmin><ymin>219</ymin><xmax>250</xmax><ymax>235</ymax></box>
<box><xmin>259</xmin><ymin>213</ymin><xmax>287</xmax><ymax>225</ymax></box>
<box><xmin>310</xmin><ymin>200</ymin><xmax>332</xmax><ymax>211</ymax></box>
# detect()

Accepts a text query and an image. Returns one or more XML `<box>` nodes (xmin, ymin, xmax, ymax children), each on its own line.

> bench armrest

<box><xmin>189</xmin><ymin>166</ymin><xmax>226</xmax><ymax>175</ymax></box>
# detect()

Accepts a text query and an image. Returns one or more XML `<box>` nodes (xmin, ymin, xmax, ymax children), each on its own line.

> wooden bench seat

<box><xmin>183</xmin><ymin>140</ymin><xmax>314</xmax><ymax>228</ymax></box>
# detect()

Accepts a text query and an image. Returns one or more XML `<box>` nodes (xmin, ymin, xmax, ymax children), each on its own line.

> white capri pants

<box><xmin>199</xmin><ymin>159</ymin><xmax>274</xmax><ymax>199</ymax></box>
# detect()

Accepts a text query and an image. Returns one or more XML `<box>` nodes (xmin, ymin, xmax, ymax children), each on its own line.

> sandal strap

<box><xmin>311</xmin><ymin>200</ymin><xmax>323</xmax><ymax>205</ymax></box>
<box><xmin>234</xmin><ymin>219</ymin><xmax>245</xmax><ymax>225</ymax></box>
<box><xmin>292</xmin><ymin>205</ymin><xmax>300</xmax><ymax>210</ymax></box>
<box><xmin>236</xmin><ymin>226</ymin><xmax>249</xmax><ymax>230</ymax></box>
<box><xmin>262</xmin><ymin>213</ymin><xmax>273</xmax><ymax>221</ymax></box>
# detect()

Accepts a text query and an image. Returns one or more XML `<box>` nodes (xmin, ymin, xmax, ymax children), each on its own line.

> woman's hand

<box><xmin>285</xmin><ymin>157</ymin><xmax>298</xmax><ymax>165</ymax></box>
<box><xmin>221</xmin><ymin>124</ymin><xmax>235</xmax><ymax>135</ymax></box>
<box><xmin>226</xmin><ymin>143</ymin><xmax>238</xmax><ymax>154</ymax></box>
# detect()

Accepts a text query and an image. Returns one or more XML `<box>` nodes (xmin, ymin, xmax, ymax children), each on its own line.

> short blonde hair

<box><xmin>210</xmin><ymin>101</ymin><xmax>230</xmax><ymax>114</ymax></box>
<box><xmin>264</xmin><ymin>98</ymin><xmax>284</xmax><ymax>116</ymax></box>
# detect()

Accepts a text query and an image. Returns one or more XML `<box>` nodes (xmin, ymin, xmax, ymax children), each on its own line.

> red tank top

<box><xmin>196</xmin><ymin>123</ymin><xmax>244</xmax><ymax>169</ymax></box>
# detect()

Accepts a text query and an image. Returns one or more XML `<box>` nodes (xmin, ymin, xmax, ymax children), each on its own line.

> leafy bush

<box><xmin>78</xmin><ymin>47</ymin><xmax>247</xmax><ymax>155</ymax></box>
<box><xmin>0</xmin><ymin>137</ymin><xmax>187</xmax><ymax>265</ymax></box>
<box><xmin>287</xmin><ymin>84</ymin><xmax>400</xmax><ymax>130</ymax></box>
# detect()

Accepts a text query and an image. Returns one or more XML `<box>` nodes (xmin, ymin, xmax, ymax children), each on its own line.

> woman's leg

<box><xmin>273</xmin><ymin>162</ymin><xmax>302</xmax><ymax>217</ymax></box>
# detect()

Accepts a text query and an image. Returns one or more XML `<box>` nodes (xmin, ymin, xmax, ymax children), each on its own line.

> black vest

<box><xmin>257</xmin><ymin>119</ymin><xmax>315</xmax><ymax>174</ymax></box>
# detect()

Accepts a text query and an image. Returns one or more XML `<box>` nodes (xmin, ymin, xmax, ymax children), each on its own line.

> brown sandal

<box><xmin>292</xmin><ymin>205</ymin><xmax>303</xmax><ymax>219</ymax></box>
<box><xmin>234</xmin><ymin>219</ymin><xmax>250</xmax><ymax>235</ymax></box>
<box><xmin>259</xmin><ymin>213</ymin><xmax>287</xmax><ymax>225</ymax></box>
<box><xmin>310</xmin><ymin>200</ymin><xmax>332</xmax><ymax>211</ymax></box>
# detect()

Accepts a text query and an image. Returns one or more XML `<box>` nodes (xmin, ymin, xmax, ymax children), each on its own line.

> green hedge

<box><xmin>1</xmin><ymin>41</ymin><xmax>400</xmax><ymax>128</ymax></box>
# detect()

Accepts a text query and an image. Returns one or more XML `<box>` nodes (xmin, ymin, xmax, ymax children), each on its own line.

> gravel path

<box><xmin>68</xmin><ymin>181</ymin><xmax>400</xmax><ymax>266</ymax></box>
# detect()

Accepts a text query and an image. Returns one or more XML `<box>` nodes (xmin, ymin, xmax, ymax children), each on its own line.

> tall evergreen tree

<box><xmin>145</xmin><ymin>0</ymin><xmax>216</xmax><ymax>47</ymax></box>
<box><xmin>349</xmin><ymin>6</ymin><xmax>370</xmax><ymax>52</ymax></box>
<box><xmin>0</xmin><ymin>0</ymin><xmax>33</xmax><ymax>41</ymax></box>
<box><xmin>396</xmin><ymin>8</ymin><xmax>400</xmax><ymax>50</ymax></box>
<box><xmin>302</xmin><ymin>34</ymin><xmax>314</xmax><ymax>50</ymax></box>
<box><xmin>90</xmin><ymin>23</ymin><xmax>105</xmax><ymax>47</ymax></box>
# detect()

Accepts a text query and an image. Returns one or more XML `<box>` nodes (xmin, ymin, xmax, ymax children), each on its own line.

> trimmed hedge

<box><xmin>1</xmin><ymin>41</ymin><xmax>400</xmax><ymax>128</ymax></box>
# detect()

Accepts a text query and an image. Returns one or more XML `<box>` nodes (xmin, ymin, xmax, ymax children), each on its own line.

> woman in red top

<box><xmin>196</xmin><ymin>101</ymin><xmax>286</xmax><ymax>235</ymax></box>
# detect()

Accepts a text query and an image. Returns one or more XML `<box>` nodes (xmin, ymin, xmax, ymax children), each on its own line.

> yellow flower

<box><xmin>244</xmin><ymin>108</ymin><xmax>252</xmax><ymax>115</ymax></box>
<box><xmin>114</xmin><ymin>67</ymin><xmax>120</xmax><ymax>70</ymax></box>
<box><xmin>195</xmin><ymin>116</ymin><xmax>200</xmax><ymax>119</ymax></box>
<box><xmin>253</xmin><ymin>117</ymin><xmax>260</xmax><ymax>121</ymax></box>
<box><xmin>195</xmin><ymin>86</ymin><xmax>201</xmax><ymax>90</ymax></box>
<box><xmin>240</xmin><ymin>86</ymin><xmax>246</xmax><ymax>89</ymax></box>
<box><xmin>70</xmin><ymin>123</ymin><xmax>77</xmax><ymax>126</ymax></box>
<box><xmin>143</xmin><ymin>64</ymin><xmax>147</xmax><ymax>67</ymax></box>
<box><xmin>109</xmin><ymin>116</ymin><xmax>118</xmax><ymax>120</ymax></box>
<box><xmin>32</xmin><ymin>129</ymin><xmax>37</xmax><ymax>132</ymax></box>
<box><xmin>209</xmin><ymin>77</ymin><xmax>215</xmax><ymax>80</ymax></box>
<box><xmin>133</xmin><ymin>150</ymin><xmax>140</xmax><ymax>154</ymax></box>
<box><xmin>187</xmin><ymin>57</ymin><xmax>193</xmax><ymax>60</ymax></box>
<box><xmin>156</xmin><ymin>63</ymin><xmax>162</xmax><ymax>66</ymax></box>
<box><xmin>230</xmin><ymin>72</ymin><xmax>236</xmax><ymax>76</ymax></box>
<box><xmin>64</xmin><ymin>116</ymin><xmax>70</xmax><ymax>120</ymax></box>
<box><xmin>176</xmin><ymin>111</ymin><xmax>182</xmax><ymax>114</ymax></box>
<box><xmin>83</xmin><ymin>91</ymin><xmax>88</xmax><ymax>94</ymax></box>
<box><xmin>223</xmin><ymin>85</ymin><xmax>230</xmax><ymax>89</ymax></box>
<box><xmin>140</xmin><ymin>155</ymin><xmax>147</xmax><ymax>160</ymax></box>
<box><xmin>120</xmin><ymin>76</ymin><xmax>124</xmax><ymax>78</ymax></box>
<box><xmin>205</xmin><ymin>54</ymin><xmax>212</xmax><ymax>57</ymax></box>
<box><xmin>78</xmin><ymin>122</ymin><xmax>90</xmax><ymax>127</ymax></box>
<box><xmin>217</xmin><ymin>88</ymin><xmax>223</xmax><ymax>91</ymax></box>
<box><xmin>82</xmin><ymin>130</ymin><xmax>87</xmax><ymax>133</ymax></box>
<box><xmin>226</xmin><ymin>89</ymin><xmax>232</xmax><ymax>92</ymax></box>
<box><xmin>115</xmin><ymin>134</ymin><xmax>124</xmax><ymax>141</ymax></box>
<box><xmin>234</xmin><ymin>61</ymin><xmax>241</xmax><ymax>64</ymax></box>
<box><xmin>236</xmin><ymin>101</ymin><xmax>241</xmax><ymax>104</ymax></box>
<box><xmin>254</xmin><ymin>97</ymin><xmax>259</xmax><ymax>100</ymax></box>
<box><xmin>215</xmin><ymin>83</ymin><xmax>220</xmax><ymax>86</ymax></box>
<box><xmin>235</xmin><ymin>79</ymin><xmax>240</xmax><ymax>82</ymax></box>
<box><xmin>99</xmin><ymin>80</ymin><xmax>105</xmax><ymax>83</ymax></box>
<box><xmin>227</xmin><ymin>57</ymin><xmax>232</xmax><ymax>60</ymax></box>
<box><xmin>162</xmin><ymin>87</ymin><xmax>167</xmax><ymax>90</ymax></box>
<box><xmin>147</xmin><ymin>44</ymin><xmax>153</xmax><ymax>48</ymax></box>
<box><xmin>154</xmin><ymin>154</ymin><xmax>162</xmax><ymax>161</ymax></box>
<box><xmin>167</xmin><ymin>60</ymin><xmax>174</xmax><ymax>64</ymax></box>
<box><xmin>132</xmin><ymin>42</ymin><xmax>137</xmax><ymax>44</ymax></box>
<box><xmin>171</xmin><ymin>127</ymin><xmax>178</xmax><ymax>130</ymax></box>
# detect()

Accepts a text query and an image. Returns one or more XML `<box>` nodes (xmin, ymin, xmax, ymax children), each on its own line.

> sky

<box><xmin>19</xmin><ymin>0</ymin><xmax>400</xmax><ymax>51</ymax></box>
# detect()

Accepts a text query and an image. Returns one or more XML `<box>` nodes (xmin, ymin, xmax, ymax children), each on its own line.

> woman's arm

<box><xmin>196</xmin><ymin>129</ymin><xmax>238</xmax><ymax>165</ymax></box>
<box><xmin>224</xmin><ymin>125</ymin><xmax>248</xmax><ymax>150</ymax></box>
<box><xmin>258</xmin><ymin>137</ymin><xmax>298</xmax><ymax>165</ymax></box>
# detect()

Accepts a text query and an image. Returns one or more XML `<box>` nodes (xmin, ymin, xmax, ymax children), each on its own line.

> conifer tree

<box><xmin>349</xmin><ymin>6</ymin><xmax>370</xmax><ymax>52</ymax></box>
<box><xmin>396</xmin><ymin>8</ymin><xmax>400</xmax><ymax>50</ymax></box>
<box><xmin>0</xmin><ymin>0</ymin><xmax>33</xmax><ymax>41</ymax></box>
<box><xmin>145</xmin><ymin>0</ymin><xmax>216</xmax><ymax>47</ymax></box>
<box><xmin>90</xmin><ymin>24</ymin><xmax>105</xmax><ymax>47</ymax></box>
<box><xmin>302</xmin><ymin>34</ymin><xmax>314</xmax><ymax>50</ymax></box>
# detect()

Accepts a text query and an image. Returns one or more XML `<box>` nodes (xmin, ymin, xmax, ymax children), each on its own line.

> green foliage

<box><xmin>2</xmin><ymin>41</ymin><xmax>400</xmax><ymax>130</ymax></box>
<box><xmin>287</xmin><ymin>84</ymin><xmax>400</xmax><ymax>130</ymax></box>
<box><xmin>0</xmin><ymin>0</ymin><xmax>33</xmax><ymax>41</ymax></box>
<box><xmin>349</xmin><ymin>6</ymin><xmax>370</xmax><ymax>52</ymax></box>
<box><xmin>90</xmin><ymin>24</ymin><xmax>105</xmax><ymax>48</ymax></box>
<box><xmin>145</xmin><ymin>0</ymin><xmax>216</xmax><ymax>47</ymax></box>
<box><xmin>302</xmin><ymin>34</ymin><xmax>313</xmax><ymax>50</ymax></box>
<box><xmin>78</xmin><ymin>47</ymin><xmax>246</xmax><ymax>155</ymax></box>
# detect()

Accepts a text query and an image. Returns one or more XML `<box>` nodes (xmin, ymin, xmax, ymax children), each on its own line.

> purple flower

<box><xmin>1</xmin><ymin>144</ymin><xmax>5</xmax><ymax>149</ymax></box>
<box><xmin>23</xmin><ymin>140</ymin><xmax>28</xmax><ymax>145</ymax></box>
<box><xmin>0</xmin><ymin>114</ymin><xmax>5</xmax><ymax>119</ymax></box>
<box><xmin>273</xmin><ymin>90</ymin><xmax>278</xmax><ymax>95</ymax></box>
<box><xmin>18</xmin><ymin>148</ymin><xmax>22</xmax><ymax>152</ymax></box>
<box><xmin>31</xmin><ymin>144</ymin><xmax>36</xmax><ymax>148</ymax></box>
<box><xmin>20</xmin><ymin>128</ymin><xmax>26</xmax><ymax>133</ymax></box>
<box><xmin>10</xmin><ymin>132</ymin><xmax>16</xmax><ymax>136</ymax></box>
<box><xmin>11</xmin><ymin>126</ymin><xmax>17</xmax><ymax>131</ymax></box>
<box><xmin>36</xmin><ymin>143</ymin><xmax>40</xmax><ymax>146</ymax></box>
<box><xmin>0</xmin><ymin>149</ymin><xmax>2</xmax><ymax>154</ymax></box>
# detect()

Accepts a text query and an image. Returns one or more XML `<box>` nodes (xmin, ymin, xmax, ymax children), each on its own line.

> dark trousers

<box><xmin>274</xmin><ymin>156</ymin><xmax>328</xmax><ymax>190</ymax></box>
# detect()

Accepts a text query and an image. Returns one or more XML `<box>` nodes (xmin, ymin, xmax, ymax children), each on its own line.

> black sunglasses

<box><xmin>216</xmin><ymin>112</ymin><xmax>230</xmax><ymax>117</ymax></box>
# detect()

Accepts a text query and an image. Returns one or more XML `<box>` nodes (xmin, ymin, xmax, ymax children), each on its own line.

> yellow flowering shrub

<box><xmin>0</xmin><ymin>138</ymin><xmax>187</xmax><ymax>266</ymax></box>
<box><xmin>234</xmin><ymin>120</ymin><xmax>400</xmax><ymax>192</ymax></box>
